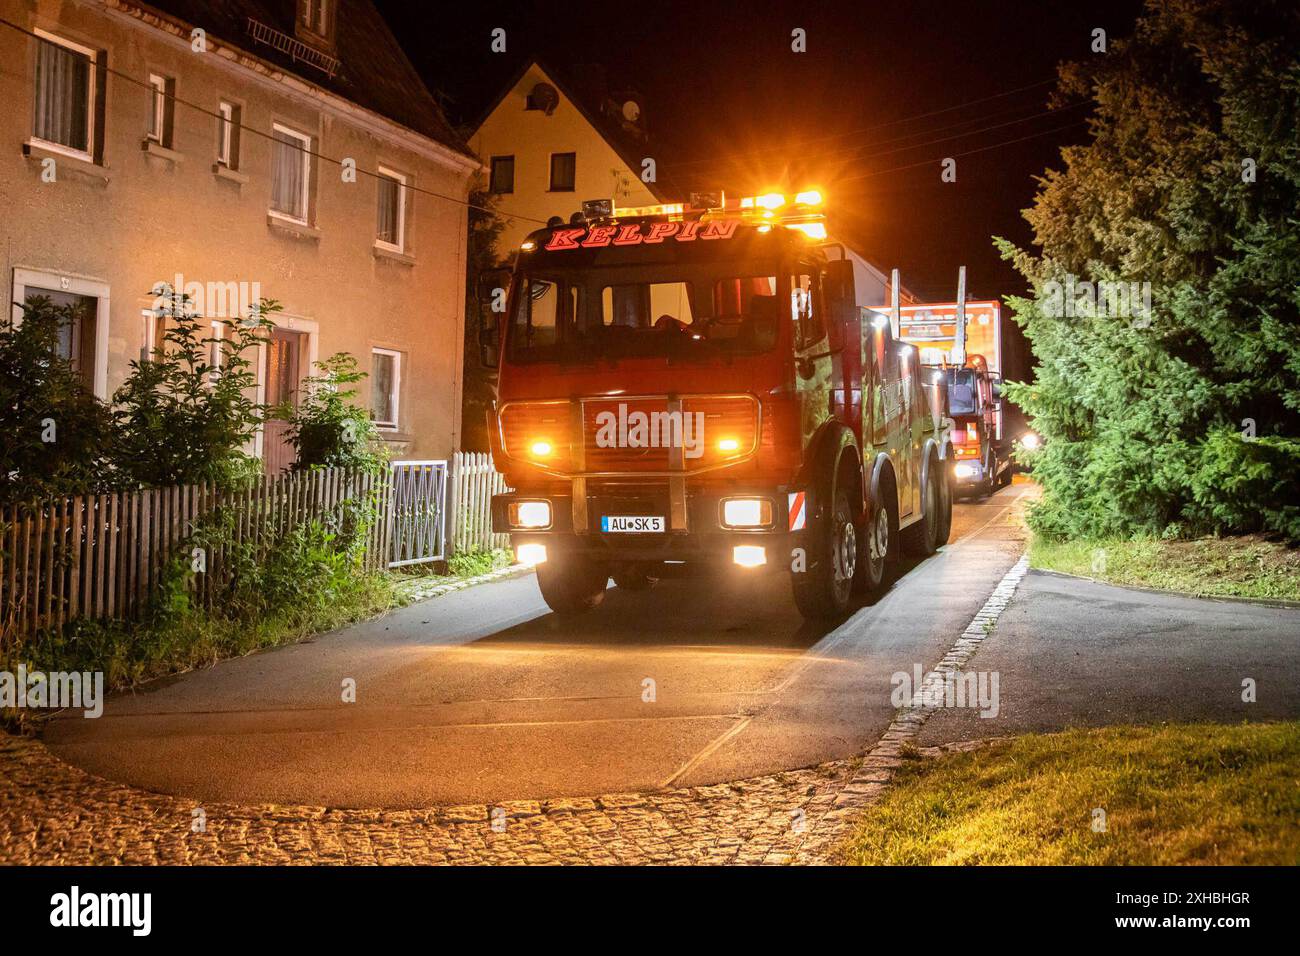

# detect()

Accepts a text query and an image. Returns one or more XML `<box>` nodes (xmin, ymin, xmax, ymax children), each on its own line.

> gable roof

<box><xmin>471</xmin><ymin>58</ymin><xmax>675</xmax><ymax>202</ymax></box>
<box><xmin>127</xmin><ymin>0</ymin><xmax>472</xmax><ymax>157</ymax></box>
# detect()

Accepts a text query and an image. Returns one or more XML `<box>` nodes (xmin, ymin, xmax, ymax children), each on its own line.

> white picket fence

<box><xmin>446</xmin><ymin>451</ymin><xmax>511</xmax><ymax>556</ymax></box>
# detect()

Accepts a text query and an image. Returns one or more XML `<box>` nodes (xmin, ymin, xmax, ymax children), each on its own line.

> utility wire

<box><xmin>666</xmin><ymin>77</ymin><xmax>1057</xmax><ymax>166</ymax></box>
<box><xmin>0</xmin><ymin>16</ymin><xmax>551</xmax><ymax>225</ymax></box>
<box><xmin>837</xmin><ymin>119</ymin><xmax>1090</xmax><ymax>182</ymax></box>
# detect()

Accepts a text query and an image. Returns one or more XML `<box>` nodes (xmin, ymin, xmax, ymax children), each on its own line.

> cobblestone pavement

<box><xmin>0</xmin><ymin>730</ymin><xmax>999</xmax><ymax>865</ymax></box>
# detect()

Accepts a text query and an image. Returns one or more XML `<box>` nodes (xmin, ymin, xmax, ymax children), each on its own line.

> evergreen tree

<box><xmin>1001</xmin><ymin>0</ymin><xmax>1300</xmax><ymax>541</ymax></box>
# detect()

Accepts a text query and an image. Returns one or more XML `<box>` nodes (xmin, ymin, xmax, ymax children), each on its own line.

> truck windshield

<box><xmin>946</xmin><ymin>368</ymin><xmax>979</xmax><ymax>415</ymax></box>
<box><xmin>507</xmin><ymin>265</ymin><xmax>782</xmax><ymax>362</ymax></box>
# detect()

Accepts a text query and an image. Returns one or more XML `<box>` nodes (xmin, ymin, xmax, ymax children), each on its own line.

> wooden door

<box><xmin>262</xmin><ymin>327</ymin><xmax>303</xmax><ymax>475</ymax></box>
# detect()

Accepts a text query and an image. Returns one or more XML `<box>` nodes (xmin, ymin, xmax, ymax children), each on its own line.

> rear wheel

<box><xmin>792</xmin><ymin>486</ymin><xmax>858</xmax><ymax>619</ymax></box>
<box><xmin>536</xmin><ymin>552</ymin><xmax>609</xmax><ymax>615</ymax></box>
<box><xmin>901</xmin><ymin>462</ymin><xmax>941</xmax><ymax>556</ymax></box>
<box><xmin>853</xmin><ymin>494</ymin><xmax>892</xmax><ymax>595</ymax></box>
<box><xmin>934</xmin><ymin>457</ymin><xmax>953</xmax><ymax>546</ymax></box>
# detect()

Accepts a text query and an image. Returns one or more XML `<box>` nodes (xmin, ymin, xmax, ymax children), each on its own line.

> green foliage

<box><xmin>462</xmin><ymin>185</ymin><xmax>506</xmax><ymax>452</ymax></box>
<box><xmin>446</xmin><ymin>547</ymin><xmax>513</xmax><ymax>578</ymax></box>
<box><xmin>1002</xmin><ymin>0</ymin><xmax>1300</xmax><ymax>541</ymax></box>
<box><xmin>0</xmin><ymin>297</ymin><xmax>114</xmax><ymax>504</ymax></box>
<box><xmin>110</xmin><ymin>290</ymin><xmax>276</xmax><ymax>488</ymax></box>
<box><xmin>2</xmin><ymin>496</ymin><xmax>396</xmax><ymax>726</ymax></box>
<box><xmin>285</xmin><ymin>352</ymin><xmax>385</xmax><ymax>474</ymax></box>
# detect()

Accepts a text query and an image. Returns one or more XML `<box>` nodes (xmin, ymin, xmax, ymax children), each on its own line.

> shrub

<box><xmin>0</xmin><ymin>297</ymin><xmax>114</xmax><ymax>503</ymax></box>
<box><xmin>110</xmin><ymin>287</ymin><xmax>276</xmax><ymax>488</ymax></box>
<box><xmin>285</xmin><ymin>352</ymin><xmax>385</xmax><ymax>474</ymax></box>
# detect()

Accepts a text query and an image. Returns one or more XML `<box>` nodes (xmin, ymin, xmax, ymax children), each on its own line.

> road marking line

<box><xmin>659</xmin><ymin>716</ymin><xmax>754</xmax><ymax>789</ymax></box>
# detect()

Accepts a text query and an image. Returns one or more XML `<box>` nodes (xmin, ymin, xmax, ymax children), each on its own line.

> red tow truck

<box><xmin>480</xmin><ymin>191</ymin><xmax>953</xmax><ymax>620</ymax></box>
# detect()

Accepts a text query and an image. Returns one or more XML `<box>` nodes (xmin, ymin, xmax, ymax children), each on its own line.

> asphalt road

<box><xmin>46</xmin><ymin>484</ymin><xmax>1032</xmax><ymax>808</ymax></box>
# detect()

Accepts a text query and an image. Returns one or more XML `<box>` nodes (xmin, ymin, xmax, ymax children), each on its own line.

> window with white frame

<box><xmin>375</xmin><ymin>166</ymin><xmax>407</xmax><ymax>251</ymax></box>
<box><xmin>298</xmin><ymin>0</ymin><xmax>334</xmax><ymax>41</ymax></box>
<box><xmin>217</xmin><ymin>101</ymin><xmax>241</xmax><ymax>168</ymax></box>
<box><xmin>370</xmin><ymin>348</ymin><xmax>401</xmax><ymax>429</ymax></box>
<box><xmin>13</xmin><ymin>269</ymin><xmax>108</xmax><ymax>397</ymax></box>
<box><xmin>141</xmin><ymin>308</ymin><xmax>167</xmax><ymax>362</ymax></box>
<box><xmin>32</xmin><ymin>31</ymin><xmax>98</xmax><ymax>160</ymax></box>
<box><xmin>147</xmin><ymin>73</ymin><xmax>174</xmax><ymax>146</ymax></box>
<box><xmin>270</xmin><ymin>123</ymin><xmax>312</xmax><ymax>223</ymax></box>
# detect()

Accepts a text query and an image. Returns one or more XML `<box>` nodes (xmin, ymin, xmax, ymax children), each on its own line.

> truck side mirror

<box><xmin>475</xmin><ymin>268</ymin><xmax>511</xmax><ymax>369</ymax></box>
<box><xmin>478</xmin><ymin>313</ymin><xmax>500</xmax><ymax>369</ymax></box>
<box><xmin>822</xmin><ymin>259</ymin><xmax>855</xmax><ymax>352</ymax></box>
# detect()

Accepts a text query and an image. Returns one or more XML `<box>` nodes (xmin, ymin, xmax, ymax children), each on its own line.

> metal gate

<box><xmin>387</xmin><ymin>460</ymin><xmax>447</xmax><ymax>567</ymax></box>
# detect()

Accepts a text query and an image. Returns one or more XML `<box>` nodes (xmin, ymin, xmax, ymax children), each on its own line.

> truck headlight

<box><xmin>516</xmin><ymin>543</ymin><xmax>547</xmax><ymax>565</ymax></box>
<box><xmin>721</xmin><ymin>497</ymin><xmax>773</xmax><ymax>528</ymax></box>
<box><xmin>508</xmin><ymin>500</ymin><xmax>552</xmax><ymax>529</ymax></box>
<box><xmin>733</xmin><ymin>545</ymin><xmax>767</xmax><ymax>567</ymax></box>
<box><xmin>954</xmin><ymin>463</ymin><xmax>978</xmax><ymax>479</ymax></box>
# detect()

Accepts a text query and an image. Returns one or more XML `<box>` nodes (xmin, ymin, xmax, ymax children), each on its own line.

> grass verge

<box><xmin>1030</xmin><ymin>533</ymin><xmax>1300</xmax><ymax>602</ymax></box>
<box><xmin>840</xmin><ymin>722</ymin><xmax>1300</xmax><ymax>865</ymax></box>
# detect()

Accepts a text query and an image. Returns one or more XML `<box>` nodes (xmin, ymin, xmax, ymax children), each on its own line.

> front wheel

<box><xmin>792</xmin><ymin>486</ymin><xmax>858</xmax><ymax>620</ymax></box>
<box><xmin>536</xmin><ymin>552</ymin><xmax>609</xmax><ymax>615</ymax></box>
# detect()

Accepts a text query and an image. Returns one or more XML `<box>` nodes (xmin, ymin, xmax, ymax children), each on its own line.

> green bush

<box><xmin>1001</xmin><ymin>0</ymin><xmax>1300</xmax><ymax>542</ymax></box>
<box><xmin>110</xmin><ymin>288</ymin><xmax>275</xmax><ymax>488</ymax></box>
<box><xmin>285</xmin><ymin>352</ymin><xmax>386</xmax><ymax>473</ymax></box>
<box><xmin>0</xmin><ymin>297</ymin><xmax>114</xmax><ymax>504</ymax></box>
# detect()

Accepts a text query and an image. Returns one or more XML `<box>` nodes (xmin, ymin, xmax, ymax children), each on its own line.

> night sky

<box><xmin>376</xmin><ymin>0</ymin><xmax>1146</xmax><ymax>379</ymax></box>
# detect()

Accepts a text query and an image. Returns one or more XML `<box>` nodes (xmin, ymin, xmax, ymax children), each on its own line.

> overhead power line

<box><xmin>666</xmin><ymin>77</ymin><xmax>1057</xmax><ymax>167</ymax></box>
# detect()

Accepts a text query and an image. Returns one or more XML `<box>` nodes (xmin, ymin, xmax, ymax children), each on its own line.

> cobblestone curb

<box><xmin>396</xmin><ymin>563</ymin><xmax>533</xmax><ymax>603</ymax></box>
<box><xmin>786</xmin><ymin>554</ymin><xmax>1030</xmax><ymax>862</ymax></box>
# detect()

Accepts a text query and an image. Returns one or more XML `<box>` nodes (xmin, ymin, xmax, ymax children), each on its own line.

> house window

<box><xmin>208</xmin><ymin>321</ymin><xmax>224</xmax><ymax>384</ymax></box>
<box><xmin>489</xmin><ymin>155</ymin><xmax>514</xmax><ymax>194</ymax></box>
<box><xmin>370</xmin><ymin>348</ymin><xmax>401</xmax><ymax>429</ymax></box>
<box><xmin>375</xmin><ymin>166</ymin><xmax>407</xmax><ymax>251</ymax></box>
<box><xmin>270</xmin><ymin>123</ymin><xmax>312</xmax><ymax>223</ymax></box>
<box><xmin>298</xmin><ymin>0</ymin><xmax>334</xmax><ymax>41</ymax></box>
<box><xmin>31</xmin><ymin>31</ymin><xmax>98</xmax><ymax>161</ymax></box>
<box><xmin>549</xmin><ymin>152</ymin><xmax>576</xmax><ymax>192</ymax></box>
<box><xmin>146</xmin><ymin>73</ymin><xmax>175</xmax><ymax>146</ymax></box>
<box><xmin>217</xmin><ymin>101</ymin><xmax>241</xmax><ymax>168</ymax></box>
<box><xmin>141</xmin><ymin>309</ymin><xmax>167</xmax><ymax>362</ymax></box>
<box><xmin>24</xmin><ymin>288</ymin><xmax>97</xmax><ymax>387</ymax></box>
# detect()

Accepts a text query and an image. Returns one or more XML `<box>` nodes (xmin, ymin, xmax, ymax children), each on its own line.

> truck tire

<box><xmin>852</xmin><ymin>489</ymin><xmax>894</xmax><ymax>595</ymax></box>
<box><xmin>934</xmin><ymin>456</ymin><xmax>953</xmax><ymax>546</ymax></box>
<box><xmin>902</xmin><ymin>461</ymin><xmax>941</xmax><ymax>556</ymax></box>
<box><xmin>792</xmin><ymin>485</ymin><xmax>858</xmax><ymax>619</ymax></box>
<box><xmin>536</xmin><ymin>552</ymin><xmax>609</xmax><ymax>615</ymax></box>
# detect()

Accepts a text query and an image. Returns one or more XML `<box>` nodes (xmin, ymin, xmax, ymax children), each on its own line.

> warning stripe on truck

<box><xmin>788</xmin><ymin>491</ymin><xmax>806</xmax><ymax>531</ymax></box>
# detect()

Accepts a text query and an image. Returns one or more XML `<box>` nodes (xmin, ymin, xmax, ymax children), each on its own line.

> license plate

<box><xmin>601</xmin><ymin>515</ymin><xmax>664</xmax><ymax>533</ymax></box>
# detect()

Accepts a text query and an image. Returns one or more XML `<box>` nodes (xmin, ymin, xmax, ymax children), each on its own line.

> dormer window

<box><xmin>297</xmin><ymin>0</ymin><xmax>334</xmax><ymax>44</ymax></box>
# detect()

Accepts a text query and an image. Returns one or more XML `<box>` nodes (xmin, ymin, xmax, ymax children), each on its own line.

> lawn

<box><xmin>840</xmin><ymin>722</ymin><xmax>1300</xmax><ymax>865</ymax></box>
<box><xmin>1030</xmin><ymin>533</ymin><xmax>1300</xmax><ymax>602</ymax></box>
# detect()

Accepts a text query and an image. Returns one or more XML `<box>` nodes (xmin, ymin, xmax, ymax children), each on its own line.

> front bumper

<box><xmin>493</xmin><ymin>489</ymin><xmax>804</xmax><ymax>569</ymax></box>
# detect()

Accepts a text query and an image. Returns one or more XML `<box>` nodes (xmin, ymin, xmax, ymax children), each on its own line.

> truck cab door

<box><xmin>791</xmin><ymin>269</ymin><xmax>834</xmax><ymax>444</ymax></box>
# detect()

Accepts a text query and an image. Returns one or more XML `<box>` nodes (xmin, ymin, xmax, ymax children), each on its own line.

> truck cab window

<box><xmin>601</xmin><ymin>282</ymin><xmax>694</xmax><ymax>330</ymax></box>
<box><xmin>791</xmin><ymin>272</ymin><xmax>825</xmax><ymax>350</ymax></box>
<box><xmin>513</xmin><ymin>277</ymin><xmax>576</xmax><ymax>351</ymax></box>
